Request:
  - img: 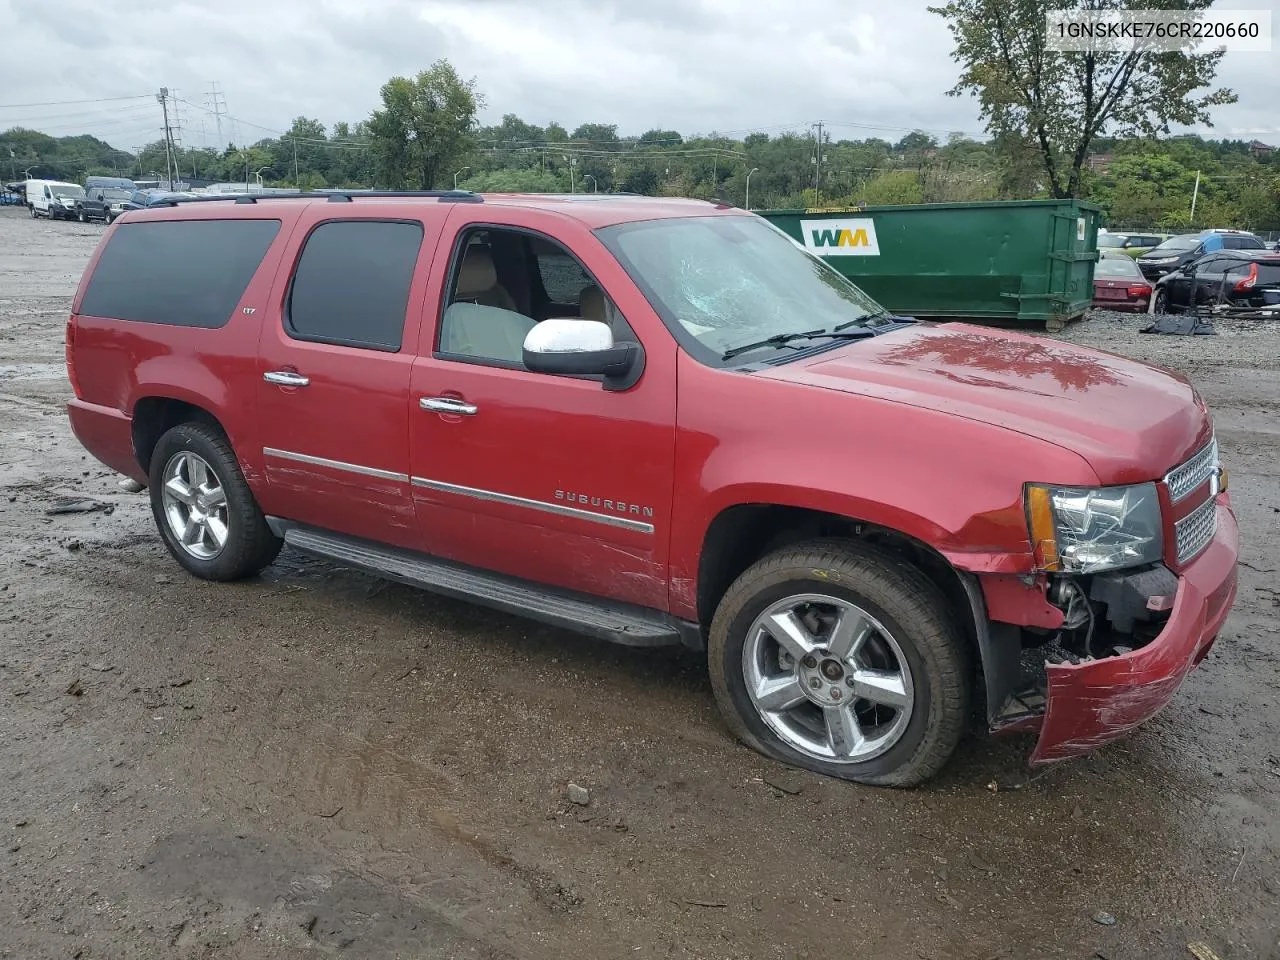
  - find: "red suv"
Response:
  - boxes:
[65,192,1239,786]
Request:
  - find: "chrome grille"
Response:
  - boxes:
[1164,438,1218,503]
[1175,495,1217,565]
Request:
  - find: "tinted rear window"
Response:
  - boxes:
[80,219,281,327]
[286,220,424,351]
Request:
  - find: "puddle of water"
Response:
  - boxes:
[0,362,66,382]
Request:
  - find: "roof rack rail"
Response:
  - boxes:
[155,189,482,207]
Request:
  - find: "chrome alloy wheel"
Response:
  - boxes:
[742,594,915,763]
[160,450,230,560]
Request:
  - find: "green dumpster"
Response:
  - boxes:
[759,199,1102,331]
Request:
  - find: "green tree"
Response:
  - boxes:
[894,131,938,154]
[621,167,660,195]
[860,170,925,205]
[931,0,1236,198]
[639,129,682,146]
[461,168,567,192]
[367,60,483,189]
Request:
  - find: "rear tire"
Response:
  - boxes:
[28,204,36,218]
[148,421,282,581]
[708,539,970,787]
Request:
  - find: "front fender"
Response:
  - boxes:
[667,358,1100,621]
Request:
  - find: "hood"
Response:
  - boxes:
[756,322,1211,484]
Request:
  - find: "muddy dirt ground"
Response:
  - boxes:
[1,205,1277,960]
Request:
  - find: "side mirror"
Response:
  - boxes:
[522,318,643,391]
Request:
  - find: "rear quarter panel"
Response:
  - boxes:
[69,207,305,484]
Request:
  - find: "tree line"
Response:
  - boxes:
[4,0,1278,233]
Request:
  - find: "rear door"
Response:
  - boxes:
[255,203,446,549]
[1162,255,1210,308]
[1190,255,1245,305]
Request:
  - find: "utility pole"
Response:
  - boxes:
[1190,170,1201,223]
[157,88,176,189]
[293,138,299,185]
[812,121,824,199]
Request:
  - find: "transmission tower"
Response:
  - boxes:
[205,81,228,147]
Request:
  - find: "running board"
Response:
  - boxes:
[272,521,697,649]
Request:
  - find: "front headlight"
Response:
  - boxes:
[1026,482,1163,573]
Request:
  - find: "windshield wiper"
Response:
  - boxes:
[833,309,915,332]
[721,327,875,360]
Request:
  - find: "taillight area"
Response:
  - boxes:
[1233,263,1258,293]
[65,315,82,398]
[1127,285,1152,298]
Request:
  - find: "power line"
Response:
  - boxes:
[0,106,161,127]
[0,94,152,110]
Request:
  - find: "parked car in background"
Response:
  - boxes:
[1137,230,1265,280]
[1150,249,1280,313]
[64,191,1238,787]
[82,177,140,223]
[25,179,85,219]
[1097,232,1164,258]
[71,193,113,223]
[1092,253,1152,311]
[112,190,198,218]
[85,175,137,194]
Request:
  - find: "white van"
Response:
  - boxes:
[25,179,86,219]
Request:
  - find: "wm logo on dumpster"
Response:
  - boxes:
[799,218,880,257]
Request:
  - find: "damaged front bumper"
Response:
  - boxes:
[1028,499,1238,765]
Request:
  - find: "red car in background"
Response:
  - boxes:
[1093,253,1153,312]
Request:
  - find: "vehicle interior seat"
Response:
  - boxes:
[578,283,608,324]
[441,245,534,363]
[455,245,518,312]
[577,282,635,343]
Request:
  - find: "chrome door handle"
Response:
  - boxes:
[420,396,478,416]
[264,370,310,387]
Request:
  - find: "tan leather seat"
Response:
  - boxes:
[455,246,517,312]
[579,283,608,325]
[441,246,533,363]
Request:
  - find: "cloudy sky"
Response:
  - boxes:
[1,0,1277,153]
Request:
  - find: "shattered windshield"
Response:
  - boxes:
[597,214,886,362]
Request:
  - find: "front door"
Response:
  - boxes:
[408,209,678,611]
[255,209,443,549]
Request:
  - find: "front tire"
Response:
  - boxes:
[1152,289,1169,315]
[148,421,282,581]
[708,540,970,787]
[77,209,86,223]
